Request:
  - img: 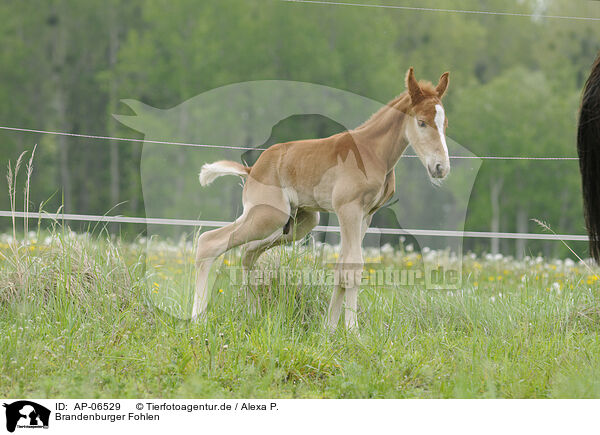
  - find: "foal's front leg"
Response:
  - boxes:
[329,202,365,331]
[343,214,372,328]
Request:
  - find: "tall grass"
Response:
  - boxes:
[1,151,600,398]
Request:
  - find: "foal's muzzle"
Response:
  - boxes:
[429,162,449,179]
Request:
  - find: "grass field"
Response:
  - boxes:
[1,225,600,399]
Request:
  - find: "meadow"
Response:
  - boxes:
[1,223,600,399]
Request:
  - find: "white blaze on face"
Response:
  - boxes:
[434,104,448,158]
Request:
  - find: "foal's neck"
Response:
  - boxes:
[352,92,411,172]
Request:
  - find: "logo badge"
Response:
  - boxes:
[3,401,50,433]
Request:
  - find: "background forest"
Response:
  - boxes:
[1,0,599,258]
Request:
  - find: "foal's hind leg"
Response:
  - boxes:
[241,210,319,313]
[192,203,289,320]
[242,210,320,268]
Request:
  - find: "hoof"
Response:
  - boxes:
[348,327,361,338]
[325,322,338,334]
[190,309,207,323]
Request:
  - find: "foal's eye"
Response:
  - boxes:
[418,120,427,128]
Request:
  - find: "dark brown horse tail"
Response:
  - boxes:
[578,52,600,262]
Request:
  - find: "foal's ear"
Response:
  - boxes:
[436,72,450,98]
[405,67,424,105]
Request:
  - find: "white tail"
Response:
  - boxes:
[198,160,251,186]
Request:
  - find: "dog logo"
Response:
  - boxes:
[2,401,50,432]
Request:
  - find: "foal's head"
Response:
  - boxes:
[404,67,450,181]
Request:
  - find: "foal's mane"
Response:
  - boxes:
[355,81,439,131]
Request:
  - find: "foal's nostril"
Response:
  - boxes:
[428,162,447,178]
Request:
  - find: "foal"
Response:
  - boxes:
[195,67,451,330]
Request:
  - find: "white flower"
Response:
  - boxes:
[564,258,575,267]
[381,243,394,254]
